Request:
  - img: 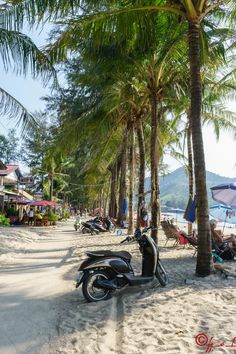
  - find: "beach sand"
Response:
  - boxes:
[49,225,236,354]
[1,221,236,354]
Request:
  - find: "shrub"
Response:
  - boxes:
[0,214,10,226]
[47,211,58,222]
[61,209,70,220]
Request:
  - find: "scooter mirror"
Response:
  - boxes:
[134,229,142,238]
[143,215,148,221]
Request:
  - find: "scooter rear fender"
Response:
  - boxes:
[78,257,130,272]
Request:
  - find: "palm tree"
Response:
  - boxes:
[6,0,236,275]
[0,11,57,130]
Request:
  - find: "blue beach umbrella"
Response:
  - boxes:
[184,195,197,223]
[211,182,236,207]
[168,207,185,224]
[209,204,236,224]
[122,198,127,215]
[170,208,185,214]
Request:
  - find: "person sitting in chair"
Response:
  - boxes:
[210,219,236,249]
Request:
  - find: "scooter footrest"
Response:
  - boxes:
[124,274,154,286]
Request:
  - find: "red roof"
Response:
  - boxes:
[0,165,22,178]
[0,165,19,176]
[17,189,34,201]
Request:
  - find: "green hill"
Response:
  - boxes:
[144,167,235,209]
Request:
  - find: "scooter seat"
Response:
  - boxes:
[86,250,132,261]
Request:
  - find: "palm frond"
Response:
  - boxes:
[0,28,58,87]
[0,86,37,133]
[0,0,81,30]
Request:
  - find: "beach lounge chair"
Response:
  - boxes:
[178,230,198,256]
[167,224,191,247]
[161,221,179,246]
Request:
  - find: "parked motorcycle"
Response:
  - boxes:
[75,226,168,302]
[88,219,107,232]
[81,221,99,235]
[102,216,116,232]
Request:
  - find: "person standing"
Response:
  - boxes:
[28,208,34,226]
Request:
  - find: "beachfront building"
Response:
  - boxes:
[0,161,23,212]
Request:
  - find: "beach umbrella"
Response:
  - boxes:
[122,198,127,215]
[94,207,104,213]
[211,182,236,207]
[184,195,197,223]
[29,200,57,207]
[209,204,236,231]
[170,208,185,214]
[9,200,31,205]
[167,207,185,224]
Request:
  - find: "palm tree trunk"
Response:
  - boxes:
[150,93,160,242]
[117,128,128,225]
[187,122,194,235]
[188,21,212,277]
[136,117,145,228]
[50,174,54,201]
[109,161,118,218]
[128,120,135,235]
[99,188,102,210]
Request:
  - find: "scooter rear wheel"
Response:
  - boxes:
[156,261,168,286]
[82,270,112,302]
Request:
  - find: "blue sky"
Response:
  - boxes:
[0,25,236,177]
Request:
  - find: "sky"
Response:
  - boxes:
[0,25,236,178]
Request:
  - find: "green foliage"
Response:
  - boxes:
[0,214,10,226]
[0,130,19,163]
[20,112,51,170]
[6,205,17,216]
[0,14,57,132]
[47,211,58,222]
[61,209,69,220]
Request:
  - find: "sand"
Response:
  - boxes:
[1,220,236,354]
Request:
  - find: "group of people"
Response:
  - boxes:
[72,208,87,217]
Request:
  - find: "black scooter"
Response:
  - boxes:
[75,227,168,302]
[81,221,99,235]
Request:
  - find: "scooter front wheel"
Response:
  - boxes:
[82,270,112,302]
[156,261,168,287]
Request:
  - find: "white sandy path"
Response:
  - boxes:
[0,221,79,354]
[51,230,236,354]
[2,222,236,354]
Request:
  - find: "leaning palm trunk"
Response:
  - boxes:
[117,128,128,225]
[128,120,135,235]
[150,93,160,243]
[187,122,194,235]
[188,21,212,277]
[136,117,145,228]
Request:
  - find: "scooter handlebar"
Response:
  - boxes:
[143,226,152,233]
[120,236,134,244]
